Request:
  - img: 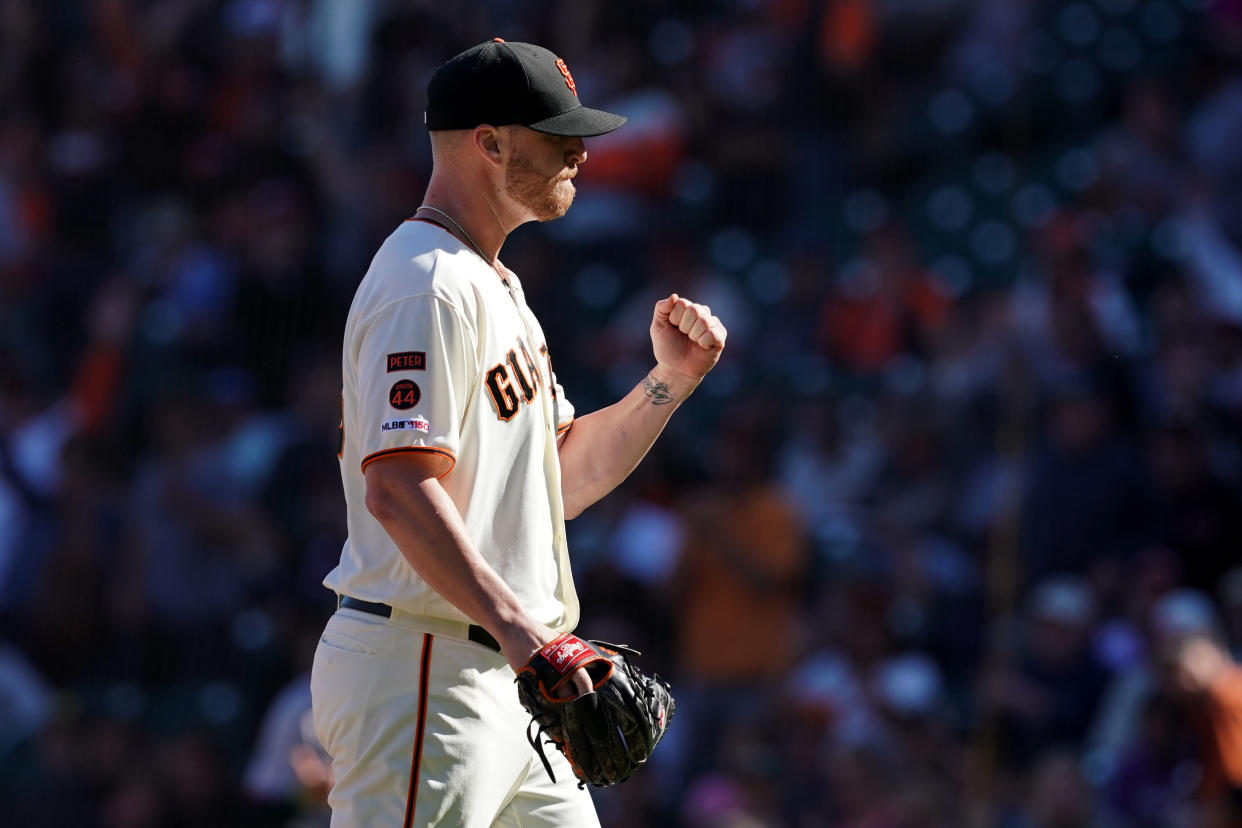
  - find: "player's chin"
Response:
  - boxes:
[536,182,575,222]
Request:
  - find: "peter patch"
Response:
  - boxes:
[381,417,430,434]
[387,351,426,372]
[389,379,420,410]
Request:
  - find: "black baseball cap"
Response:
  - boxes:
[426,39,626,137]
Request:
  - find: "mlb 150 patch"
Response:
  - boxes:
[381,417,430,434]
[389,379,420,409]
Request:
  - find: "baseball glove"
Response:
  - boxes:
[515,633,675,788]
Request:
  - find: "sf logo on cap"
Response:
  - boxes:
[555,59,577,96]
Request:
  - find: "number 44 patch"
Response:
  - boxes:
[389,379,420,410]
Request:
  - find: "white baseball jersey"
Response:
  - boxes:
[324,218,578,631]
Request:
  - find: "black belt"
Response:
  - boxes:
[336,595,501,653]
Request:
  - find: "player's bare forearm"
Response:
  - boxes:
[558,295,726,518]
[364,454,560,671]
[558,365,692,518]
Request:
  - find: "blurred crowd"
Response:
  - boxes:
[3,0,1242,825]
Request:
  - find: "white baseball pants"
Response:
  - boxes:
[310,606,601,827]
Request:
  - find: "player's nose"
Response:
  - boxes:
[564,137,586,166]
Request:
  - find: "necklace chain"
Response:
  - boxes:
[416,205,500,275]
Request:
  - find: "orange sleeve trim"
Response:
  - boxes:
[361,446,457,478]
[556,418,574,435]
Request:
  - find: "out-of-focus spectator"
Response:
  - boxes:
[1093,587,1228,821]
[669,409,809,793]
[818,222,953,375]
[1167,633,1242,823]
[0,641,52,757]
[1020,373,1153,584]
[1096,77,1187,224]
[1147,420,1242,593]
[1101,615,1242,827]
[1011,749,1111,828]
[979,575,1110,771]
[242,613,329,826]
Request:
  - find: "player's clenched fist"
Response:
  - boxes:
[650,294,727,383]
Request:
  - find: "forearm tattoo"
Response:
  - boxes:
[642,374,674,406]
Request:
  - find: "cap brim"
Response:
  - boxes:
[527,106,627,137]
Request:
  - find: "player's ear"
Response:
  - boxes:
[473,125,504,168]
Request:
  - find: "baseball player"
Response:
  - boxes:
[310,39,726,826]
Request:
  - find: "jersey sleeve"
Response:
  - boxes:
[352,294,476,476]
[553,373,575,436]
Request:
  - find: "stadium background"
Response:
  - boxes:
[3,0,1242,825]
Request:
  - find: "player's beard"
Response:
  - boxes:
[504,149,576,221]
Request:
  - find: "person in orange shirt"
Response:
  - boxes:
[818,222,951,374]
[1163,632,1242,825]
[670,415,810,793]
